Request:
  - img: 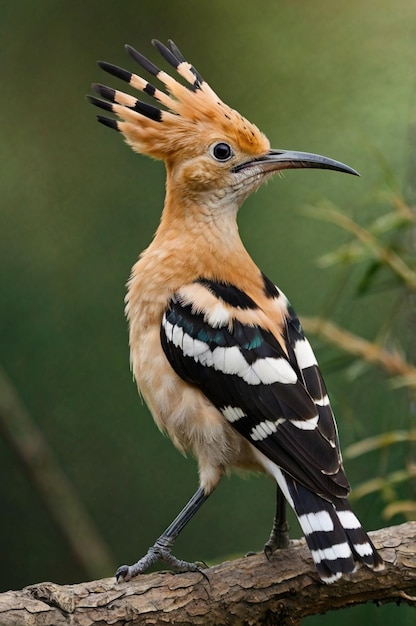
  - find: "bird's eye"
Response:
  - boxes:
[211,142,234,162]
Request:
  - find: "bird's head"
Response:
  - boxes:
[89,40,357,213]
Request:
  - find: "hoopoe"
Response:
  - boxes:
[88,39,384,584]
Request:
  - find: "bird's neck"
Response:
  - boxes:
[152,191,260,287]
[127,186,266,315]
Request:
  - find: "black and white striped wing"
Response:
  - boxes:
[160,280,349,501]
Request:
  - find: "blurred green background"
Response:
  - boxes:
[1,1,415,623]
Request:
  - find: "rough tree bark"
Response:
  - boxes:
[1,522,415,626]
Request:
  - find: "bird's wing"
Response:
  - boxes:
[160,277,350,500]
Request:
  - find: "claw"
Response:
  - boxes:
[264,543,274,562]
[115,564,131,582]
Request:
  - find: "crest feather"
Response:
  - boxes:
[90,40,269,160]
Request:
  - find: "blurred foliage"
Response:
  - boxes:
[304,183,416,523]
[1,2,416,624]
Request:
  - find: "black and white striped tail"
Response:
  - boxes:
[283,474,383,583]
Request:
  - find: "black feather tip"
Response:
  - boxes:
[98,61,132,84]
[96,116,119,131]
[125,44,161,77]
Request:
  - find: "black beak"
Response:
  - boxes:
[234,149,359,176]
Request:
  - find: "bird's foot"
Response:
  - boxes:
[264,522,290,560]
[115,539,208,582]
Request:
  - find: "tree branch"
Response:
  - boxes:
[1,522,415,626]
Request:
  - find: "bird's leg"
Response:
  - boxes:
[116,487,209,581]
[264,484,290,558]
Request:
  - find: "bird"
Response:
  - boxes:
[88,39,384,584]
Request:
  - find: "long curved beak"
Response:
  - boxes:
[234,149,359,176]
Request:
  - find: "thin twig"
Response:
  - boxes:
[301,315,416,382]
[306,204,416,288]
[0,365,115,578]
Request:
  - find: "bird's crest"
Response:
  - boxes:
[89,39,269,161]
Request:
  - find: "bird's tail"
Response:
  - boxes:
[283,475,384,583]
